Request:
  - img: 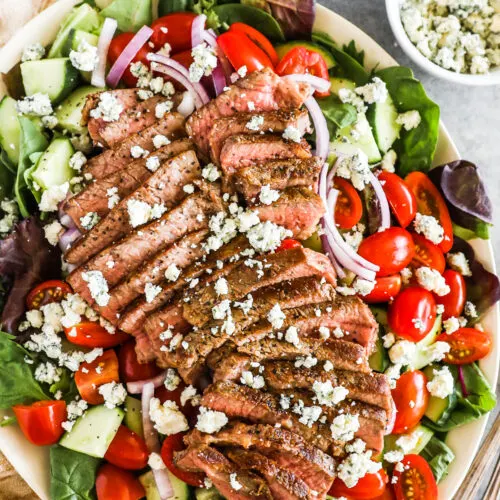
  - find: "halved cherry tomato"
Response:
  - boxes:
[393,454,438,500]
[358,227,415,277]
[364,275,402,304]
[171,49,194,69]
[229,23,279,66]
[119,340,162,383]
[64,322,130,348]
[405,172,453,253]
[150,12,197,54]
[374,485,397,500]
[410,233,445,274]
[435,270,466,319]
[218,31,274,73]
[276,46,330,97]
[26,280,72,310]
[334,177,363,229]
[276,239,302,252]
[391,371,429,434]
[437,327,492,364]
[378,172,417,228]
[12,400,67,446]
[388,286,436,341]
[104,425,148,470]
[75,350,120,405]
[328,469,389,499]
[161,433,205,487]
[96,463,145,500]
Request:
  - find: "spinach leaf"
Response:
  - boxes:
[50,446,101,500]
[158,0,194,15]
[317,94,357,136]
[101,0,152,33]
[0,152,14,201]
[420,435,455,483]
[50,369,79,404]
[0,331,48,408]
[376,66,440,175]
[343,40,365,67]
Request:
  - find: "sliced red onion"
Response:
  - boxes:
[107,25,154,88]
[177,91,196,117]
[284,73,331,94]
[211,65,227,96]
[303,96,329,162]
[142,382,174,500]
[59,227,81,253]
[59,213,75,229]
[191,14,207,48]
[92,18,118,88]
[204,30,232,81]
[369,172,391,230]
[127,371,168,394]
[458,365,468,397]
[320,231,346,279]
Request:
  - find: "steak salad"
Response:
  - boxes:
[0,1,498,499]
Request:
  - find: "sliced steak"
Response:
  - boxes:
[64,138,193,230]
[234,157,323,202]
[254,187,325,240]
[175,446,272,499]
[183,247,337,327]
[186,67,312,156]
[208,109,311,164]
[135,333,157,364]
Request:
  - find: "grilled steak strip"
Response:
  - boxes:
[175,446,272,499]
[64,138,193,230]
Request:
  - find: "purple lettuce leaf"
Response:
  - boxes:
[267,0,315,39]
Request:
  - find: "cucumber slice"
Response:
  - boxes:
[423,365,458,424]
[55,86,98,134]
[21,58,80,105]
[384,424,434,456]
[124,396,143,438]
[0,96,21,167]
[276,41,336,69]
[303,231,323,253]
[408,315,443,370]
[59,404,124,458]
[368,306,390,373]
[139,470,190,500]
[62,29,99,57]
[329,77,356,96]
[367,94,402,154]
[195,487,224,500]
[370,306,388,326]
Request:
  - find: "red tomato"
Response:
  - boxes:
[334,177,363,229]
[435,270,466,319]
[276,239,302,252]
[12,400,67,446]
[405,172,453,253]
[388,286,437,341]
[229,23,279,65]
[64,322,130,348]
[171,49,193,69]
[26,280,72,310]
[150,12,197,54]
[358,227,415,277]
[393,454,438,500]
[328,469,389,499]
[161,433,205,487]
[96,463,145,500]
[108,33,152,87]
[410,233,446,274]
[391,371,430,434]
[275,46,330,97]
[364,275,402,304]
[437,327,492,364]
[104,425,148,470]
[75,350,120,405]
[378,172,417,228]
[218,31,274,73]
[119,340,162,383]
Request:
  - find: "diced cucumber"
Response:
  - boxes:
[366,93,402,154]
[59,404,124,458]
[0,96,21,167]
[370,306,388,326]
[139,470,190,500]
[369,306,390,373]
[124,396,143,438]
[303,231,323,253]
[195,487,224,500]
[62,29,99,57]
[55,86,98,134]
[408,315,443,370]
[276,41,336,69]
[329,77,356,96]
[423,365,457,425]
[384,424,434,456]
[21,58,80,105]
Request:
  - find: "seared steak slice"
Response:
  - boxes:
[254,187,325,240]
[186,67,312,156]
[64,138,193,230]
[175,446,272,499]
[234,157,323,202]
[135,333,157,364]
[84,113,186,180]
[67,187,222,305]
[183,247,337,327]
[208,109,311,164]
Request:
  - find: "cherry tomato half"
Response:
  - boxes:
[328,469,389,499]
[358,227,415,277]
[391,371,429,435]
[334,177,363,229]
[64,322,130,348]
[410,233,445,274]
[75,350,120,405]
[435,270,466,319]
[161,433,205,487]
[388,286,437,341]
[96,463,145,500]
[104,425,148,470]
[405,172,453,253]
[26,280,72,310]
[12,400,67,446]
[119,340,162,383]
[393,454,438,500]
[150,12,197,54]
[276,239,302,252]
[229,23,279,66]
[364,275,402,304]
[437,327,492,364]
[378,172,417,228]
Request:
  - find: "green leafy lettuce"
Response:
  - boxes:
[421,436,455,483]
[317,94,357,136]
[101,0,152,33]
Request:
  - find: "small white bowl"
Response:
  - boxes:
[385,0,500,86]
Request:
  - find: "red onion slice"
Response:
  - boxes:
[369,172,391,230]
[107,25,154,88]
[92,18,118,88]
[320,231,346,279]
[177,91,196,117]
[284,73,331,94]
[191,14,207,48]
[458,365,468,397]
[59,227,81,253]
[59,213,75,229]
[127,371,167,394]
[303,96,329,162]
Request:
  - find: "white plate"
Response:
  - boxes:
[0,2,498,499]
